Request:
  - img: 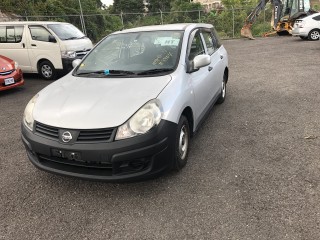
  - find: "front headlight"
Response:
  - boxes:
[61,50,76,58]
[14,61,19,70]
[115,100,163,140]
[23,94,39,131]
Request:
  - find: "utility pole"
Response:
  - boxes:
[78,0,87,35]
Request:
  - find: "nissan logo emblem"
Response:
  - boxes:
[62,131,72,143]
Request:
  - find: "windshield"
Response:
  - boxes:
[48,24,85,40]
[74,30,183,77]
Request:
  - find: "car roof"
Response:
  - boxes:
[112,23,214,34]
[0,21,71,25]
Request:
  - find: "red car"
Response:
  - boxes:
[0,55,24,91]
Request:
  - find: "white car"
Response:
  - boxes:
[292,12,320,40]
[21,23,229,181]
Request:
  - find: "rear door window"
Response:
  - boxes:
[0,26,24,43]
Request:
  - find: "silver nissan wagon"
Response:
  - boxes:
[21,23,229,181]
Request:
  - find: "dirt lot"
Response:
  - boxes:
[1,36,320,240]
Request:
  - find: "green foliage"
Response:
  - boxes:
[146,0,171,12]
[112,0,145,13]
[0,0,278,41]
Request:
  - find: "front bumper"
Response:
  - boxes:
[61,58,78,74]
[21,120,177,182]
[0,69,24,91]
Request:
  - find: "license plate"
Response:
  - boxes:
[4,77,15,86]
[52,149,82,161]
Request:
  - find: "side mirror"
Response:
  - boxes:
[49,35,57,43]
[193,55,211,70]
[72,59,82,68]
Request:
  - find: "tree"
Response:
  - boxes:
[146,0,171,12]
[112,0,145,13]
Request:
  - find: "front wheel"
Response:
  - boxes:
[39,60,57,80]
[216,76,227,104]
[308,29,320,41]
[173,115,190,171]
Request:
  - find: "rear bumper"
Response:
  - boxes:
[292,28,308,37]
[21,120,177,182]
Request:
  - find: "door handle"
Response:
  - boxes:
[31,44,37,47]
[220,55,223,59]
[22,43,25,48]
[208,66,213,72]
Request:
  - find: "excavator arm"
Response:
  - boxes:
[241,0,282,39]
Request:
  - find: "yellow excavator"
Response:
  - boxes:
[241,0,317,39]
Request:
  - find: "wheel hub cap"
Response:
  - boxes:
[42,65,52,78]
[179,125,188,160]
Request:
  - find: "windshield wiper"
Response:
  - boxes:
[64,36,79,40]
[75,70,105,76]
[137,68,174,75]
[76,70,135,76]
[108,70,136,76]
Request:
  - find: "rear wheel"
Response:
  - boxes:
[39,60,57,80]
[173,115,190,171]
[308,29,320,41]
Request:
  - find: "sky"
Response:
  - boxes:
[101,0,113,6]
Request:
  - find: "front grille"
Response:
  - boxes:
[35,122,115,142]
[76,49,91,58]
[38,154,113,169]
[35,122,59,139]
[78,129,115,142]
[0,69,14,76]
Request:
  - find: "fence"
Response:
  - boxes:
[0,8,272,41]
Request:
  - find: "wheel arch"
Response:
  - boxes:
[37,58,53,72]
[224,67,229,83]
[308,28,320,40]
[181,106,194,137]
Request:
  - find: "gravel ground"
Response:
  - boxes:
[0,36,320,240]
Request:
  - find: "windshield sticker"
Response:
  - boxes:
[154,37,180,46]
[104,69,110,75]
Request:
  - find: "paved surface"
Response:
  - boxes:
[1,37,320,240]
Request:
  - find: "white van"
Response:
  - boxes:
[0,21,93,80]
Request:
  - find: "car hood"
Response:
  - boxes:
[33,75,171,129]
[59,38,93,52]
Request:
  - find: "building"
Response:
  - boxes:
[193,0,222,11]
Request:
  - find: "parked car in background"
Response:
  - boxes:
[0,21,93,80]
[0,55,24,91]
[292,12,320,40]
[22,23,229,182]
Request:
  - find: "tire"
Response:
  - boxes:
[216,74,227,104]
[39,60,57,80]
[308,29,320,41]
[173,115,190,171]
